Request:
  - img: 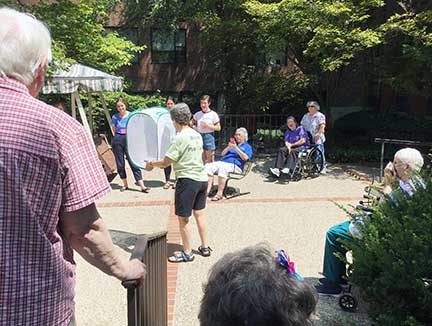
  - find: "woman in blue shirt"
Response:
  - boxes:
[111,99,149,192]
[269,116,310,178]
[205,127,253,201]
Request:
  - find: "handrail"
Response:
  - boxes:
[121,236,148,289]
[374,138,432,146]
[374,138,432,179]
[122,232,168,326]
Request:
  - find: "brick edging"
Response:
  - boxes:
[166,203,180,326]
[335,164,373,182]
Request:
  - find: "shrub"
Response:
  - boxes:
[326,145,396,163]
[333,111,432,145]
[349,177,432,325]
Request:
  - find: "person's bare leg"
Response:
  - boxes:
[215,176,227,197]
[208,150,215,163]
[193,209,208,248]
[207,175,214,194]
[204,150,214,164]
[135,179,149,192]
[178,216,192,253]
[121,178,128,188]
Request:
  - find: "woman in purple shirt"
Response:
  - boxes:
[269,116,310,178]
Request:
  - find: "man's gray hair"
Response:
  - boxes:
[170,102,192,125]
[0,7,52,86]
[394,148,424,173]
[236,127,248,141]
[306,101,320,111]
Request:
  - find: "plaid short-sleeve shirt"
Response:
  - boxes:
[0,77,110,325]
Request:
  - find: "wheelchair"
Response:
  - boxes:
[283,145,324,181]
[338,184,381,312]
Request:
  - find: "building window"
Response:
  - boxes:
[151,29,186,64]
[118,28,140,64]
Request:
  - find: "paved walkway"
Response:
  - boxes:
[74,160,373,325]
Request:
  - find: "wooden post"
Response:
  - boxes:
[99,92,114,136]
[73,90,92,137]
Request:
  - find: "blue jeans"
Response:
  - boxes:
[112,134,143,182]
[317,143,326,169]
[201,132,216,151]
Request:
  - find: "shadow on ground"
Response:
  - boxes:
[110,179,165,190]
[110,230,185,261]
[303,277,371,325]
[252,159,361,182]
[167,243,183,258]
[144,179,166,188]
[109,229,145,253]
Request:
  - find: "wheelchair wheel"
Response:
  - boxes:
[339,293,357,312]
[303,147,324,176]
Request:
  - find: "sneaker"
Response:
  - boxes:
[269,168,280,178]
[281,168,290,174]
[315,282,342,295]
[320,167,327,175]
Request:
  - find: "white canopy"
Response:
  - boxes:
[126,107,176,168]
[42,63,123,135]
[43,63,123,94]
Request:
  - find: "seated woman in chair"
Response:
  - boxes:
[205,127,253,201]
[269,116,310,178]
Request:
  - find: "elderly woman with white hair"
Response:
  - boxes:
[205,127,253,201]
[316,147,425,295]
[301,101,326,173]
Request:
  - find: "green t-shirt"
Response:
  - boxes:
[165,127,208,182]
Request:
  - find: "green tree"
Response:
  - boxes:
[121,0,431,115]
[373,1,432,97]
[245,0,384,113]
[1,0,143,75]
[122,0,309,113]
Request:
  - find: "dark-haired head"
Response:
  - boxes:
[199,244,317,326]
[166,96,176,110]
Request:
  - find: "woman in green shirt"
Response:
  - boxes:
[146,103,211,262]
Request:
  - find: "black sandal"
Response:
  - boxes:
[120,186,129,192]
[198,246,212,257]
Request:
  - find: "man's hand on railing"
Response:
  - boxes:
[121,236,148,289]
[121,259,147,284]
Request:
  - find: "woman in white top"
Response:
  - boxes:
[300,101,326,173]
[191,95,221,163]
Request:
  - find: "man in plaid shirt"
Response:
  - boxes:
[0,8,146,325]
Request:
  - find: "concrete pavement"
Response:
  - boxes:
[74,160,373,325]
